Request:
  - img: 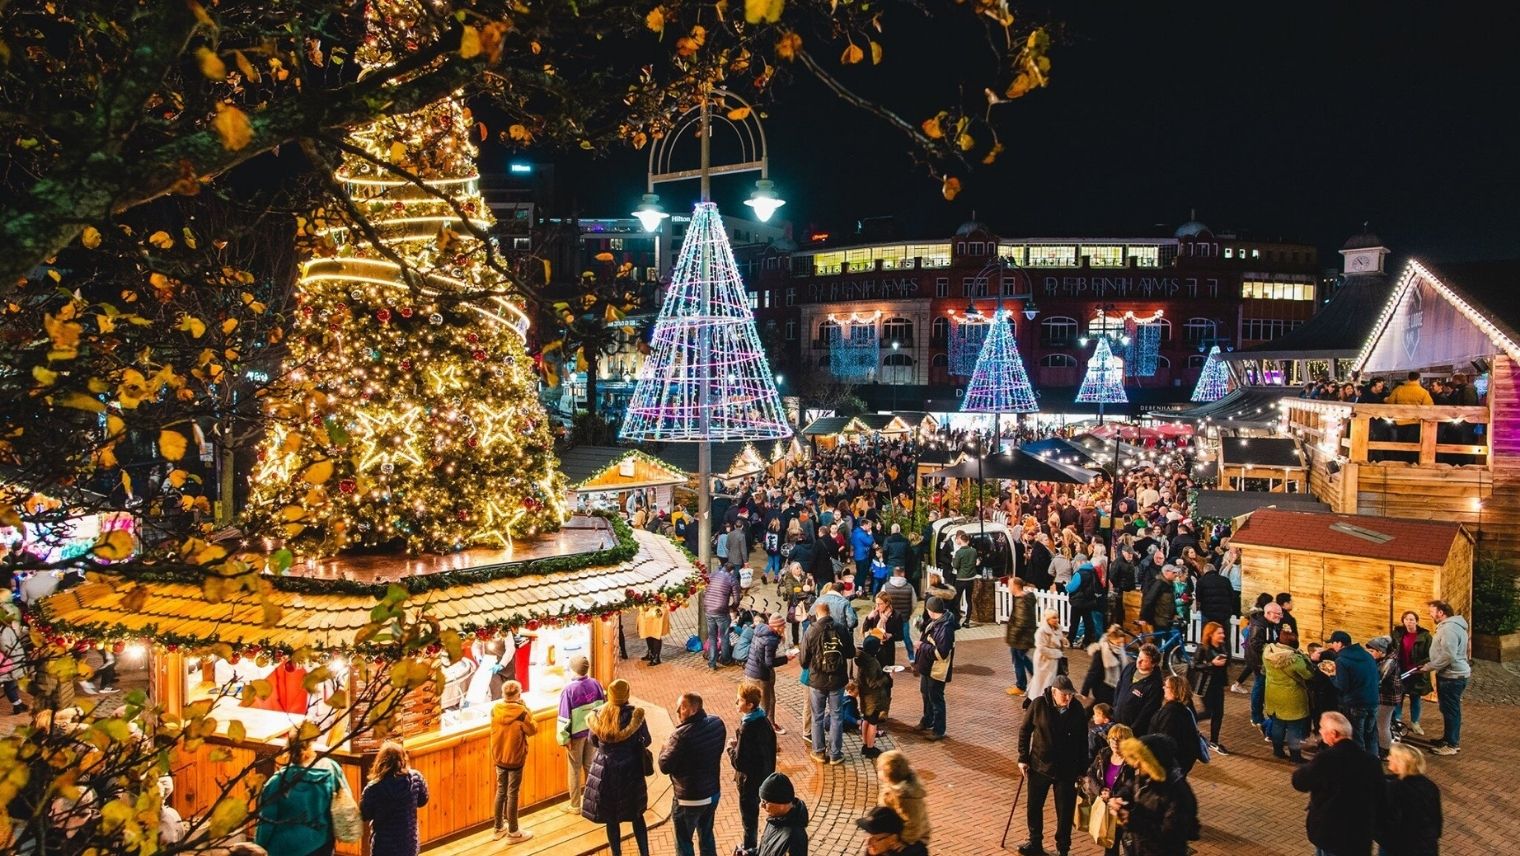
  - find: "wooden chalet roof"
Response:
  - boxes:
[802,416,854,436]
[850,414,908,433]
[1232,509,1468,566]
[37,530,696,651]
[559,446,685,492]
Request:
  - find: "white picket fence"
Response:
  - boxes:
[993,584,1246,659]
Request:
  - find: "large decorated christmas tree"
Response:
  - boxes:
[1191,345,1230,402]
[1076,337,1128,405]
[962,309,1038,415]
[247,40,562,555]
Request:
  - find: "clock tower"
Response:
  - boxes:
[1339,225,1389,275]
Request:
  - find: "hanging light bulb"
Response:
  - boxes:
[632,193,669,232]
[744,179,786,222]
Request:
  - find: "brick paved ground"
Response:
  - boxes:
[612,592,1520,856]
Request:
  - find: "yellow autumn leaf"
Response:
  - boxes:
[982,142,1005,165]
[179,315,207,338]
[106,414,125,439]
[195,47,226,80]
[121,470,133,498]
[57,392,106,413]
[921,113,946,140]
[92,529,135,561]
[302,459,334,485]
[941,176,962,201]
[159,429,189,461]
[775,31,802,61]
[459,25,482,59]
[167,469,189,489]
[95,313,115,334]
[187,0,215,28]
[97,443,118,468]
[957,131,976,152]
[212,103,253,151]
[840,42,864,65]
[31,366,58,386]
[508,124,531,143]
[207,798,248,838]
[594,251,615,262]
[221,318,239,335]
[191,543,228,565]
[280,505,306,522]
[645,6,665,34]
[148,230,174,249]
[870,40,883,65]
[726,105,752,122]
[745,0,785,24]
[81,226,102,249]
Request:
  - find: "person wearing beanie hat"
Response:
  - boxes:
[913,593,957,740]
[557,652,606,817]
[582,680,652,856]
[854,635,893,759]
[1016,671,1087,856]
[755,773,809,856]
[1366,636,1404,758]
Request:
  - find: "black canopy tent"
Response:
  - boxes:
[1019,437,1103,469]
[926,447,1097,541]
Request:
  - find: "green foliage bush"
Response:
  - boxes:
[1473,553,1520,635]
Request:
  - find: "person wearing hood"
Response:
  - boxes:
[1322,630,1380,758]
[582,680,653,856]
[877,568,919,663]
[1292,711,1384,856]
[913,596,957,740]
[1263,626,1312,763]
[1110,735,1200,856]
[489,681,538,842]
[876,749,931,846]
[729,682,777,852]
[1016,675,1089,856]
[755,773,809,856]
[744,614,793,735]
[1422,600,1470,756]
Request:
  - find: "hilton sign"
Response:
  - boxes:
[1041,275,1221,299]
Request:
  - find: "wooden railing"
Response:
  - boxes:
[1283,399,1490,466]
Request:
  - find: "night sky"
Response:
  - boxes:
[538,0,1520,263]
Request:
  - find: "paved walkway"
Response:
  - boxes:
[609,593,1520,856]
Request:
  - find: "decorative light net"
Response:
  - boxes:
[1134,322,1162,377]
[1076,337,1129,404]
[829,320,879,381]
[1191,345,1230,402]
[962,309,1038,414]
[620,202,791,442]
[949,316,990,376]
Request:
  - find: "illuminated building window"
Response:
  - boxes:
[1128,247,1160,267]
[1040,353,1078,367]
[1084,246,1125,268]
[883,317,914,343]
[1224,248,1234,259]
[1027,245,1077,267]
[1242,280,1315,301]
[999,244,1027,265]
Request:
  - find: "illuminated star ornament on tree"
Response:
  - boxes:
[246,3,564,555]
[620,202,791,442]
[1076,337,1128,405]
[1191,345,1230,402]
[961,309,1038,414]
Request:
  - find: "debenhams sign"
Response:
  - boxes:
[1042,275,1221,298]
[806,279,922,301]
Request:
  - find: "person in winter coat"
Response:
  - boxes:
[856,806,928,856]
[1147,676,1201,777]
[1393,611,1433,737]
[852,519,879,592]
[1366,636,1404,758]
[705,564,741,670]
[876,750,931,846]
[1138,568,1179,636]
[882,524,913,581]
[255,728,346,856]
[1083,625,1130,706]
[1191,622,1231,754]
[0,605,27,714]
[1114,645,1164,734]
[1422,600,1470,756]
[853,636,893,758]
[1193,564,1237,629]
[817,582,859,632]
[729,682,778,852]
[863,592,907,668]
[950,531,980,626]
[490,681,539,841]
[1005,577,1038,696]
[660,692,728,856]
[1292,711,1385,856]
[1324,631,1381,757]
[1111,735,1200,856]
[754,773,809,856]
[802,600,856,763]
[1108,546,1139,625]
[879,567,918,662]
[913,596,957,739]
[360,741,429,856]
[638,602,671,665]
[582,680,653,856]
[1263,627,1313,762]
[1015,675,1089,856]
[726,523,750,574]
[744,614,793,734]
[763,518,785,578]
[1028,609,1068,702]
[1066,562,1103,647]
[1379,743,1442,856]
[1084,722,1136,802]
[1238,600,1283,725]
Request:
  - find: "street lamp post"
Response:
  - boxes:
[891,340,901,413]
[628,88,787,616]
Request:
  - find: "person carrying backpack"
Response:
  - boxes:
[1066,562,1102,647]
[801,600,856,765]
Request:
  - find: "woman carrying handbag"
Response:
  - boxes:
[256,728,357,856]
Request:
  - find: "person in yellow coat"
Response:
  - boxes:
[637,603,671,666]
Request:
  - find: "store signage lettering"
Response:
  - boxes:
[1041,275,1220,299]
[806,278,921,302]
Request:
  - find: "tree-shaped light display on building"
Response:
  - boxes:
[962,309,1038,414]
[1191,345,1230,402]
[1076,337,1128,405]
[246,34,563,555]
[620,202,791,442]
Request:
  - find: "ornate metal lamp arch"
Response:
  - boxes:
[646,88,772,193]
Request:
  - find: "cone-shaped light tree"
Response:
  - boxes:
[961,308,1038,415]
[1076,337,1128,405]
[246,14,563,555]
[1191,345,1230,402]
[620,202,791,442]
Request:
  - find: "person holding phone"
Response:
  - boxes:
[1193,622,1232,755]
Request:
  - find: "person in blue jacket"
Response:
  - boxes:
[851,519,878,594]
[1321,630,1380,757]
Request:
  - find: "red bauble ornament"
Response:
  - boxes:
[339,479,357,494]
[376,308,392,323]
[466,332,479,344]
[454,254,468,266]
[301,305,314,316]
[166,643,179,652]
[229,653,241,664]
[400,360,413,371]
[466,437,478,448]
[111,641,125,655]
[399,307,414,319]
[246,645,261,655]
[525,619,541,631]
[576,613,592,624]
[335,303,347,312]
[457,510,469,520]
[426,643,441,655]
[472,350,487,361]
[328,323,341,332]
[283,660,297,672]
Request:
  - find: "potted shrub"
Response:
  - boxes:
[1472,554,1520,662]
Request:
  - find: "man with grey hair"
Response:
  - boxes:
[1291,711,1384,856]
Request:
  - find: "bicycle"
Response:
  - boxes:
[1120,623,1198,678]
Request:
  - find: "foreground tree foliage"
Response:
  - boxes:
[0,0,1055,851]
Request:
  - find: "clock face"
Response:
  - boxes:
[1352,254,1372,270]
